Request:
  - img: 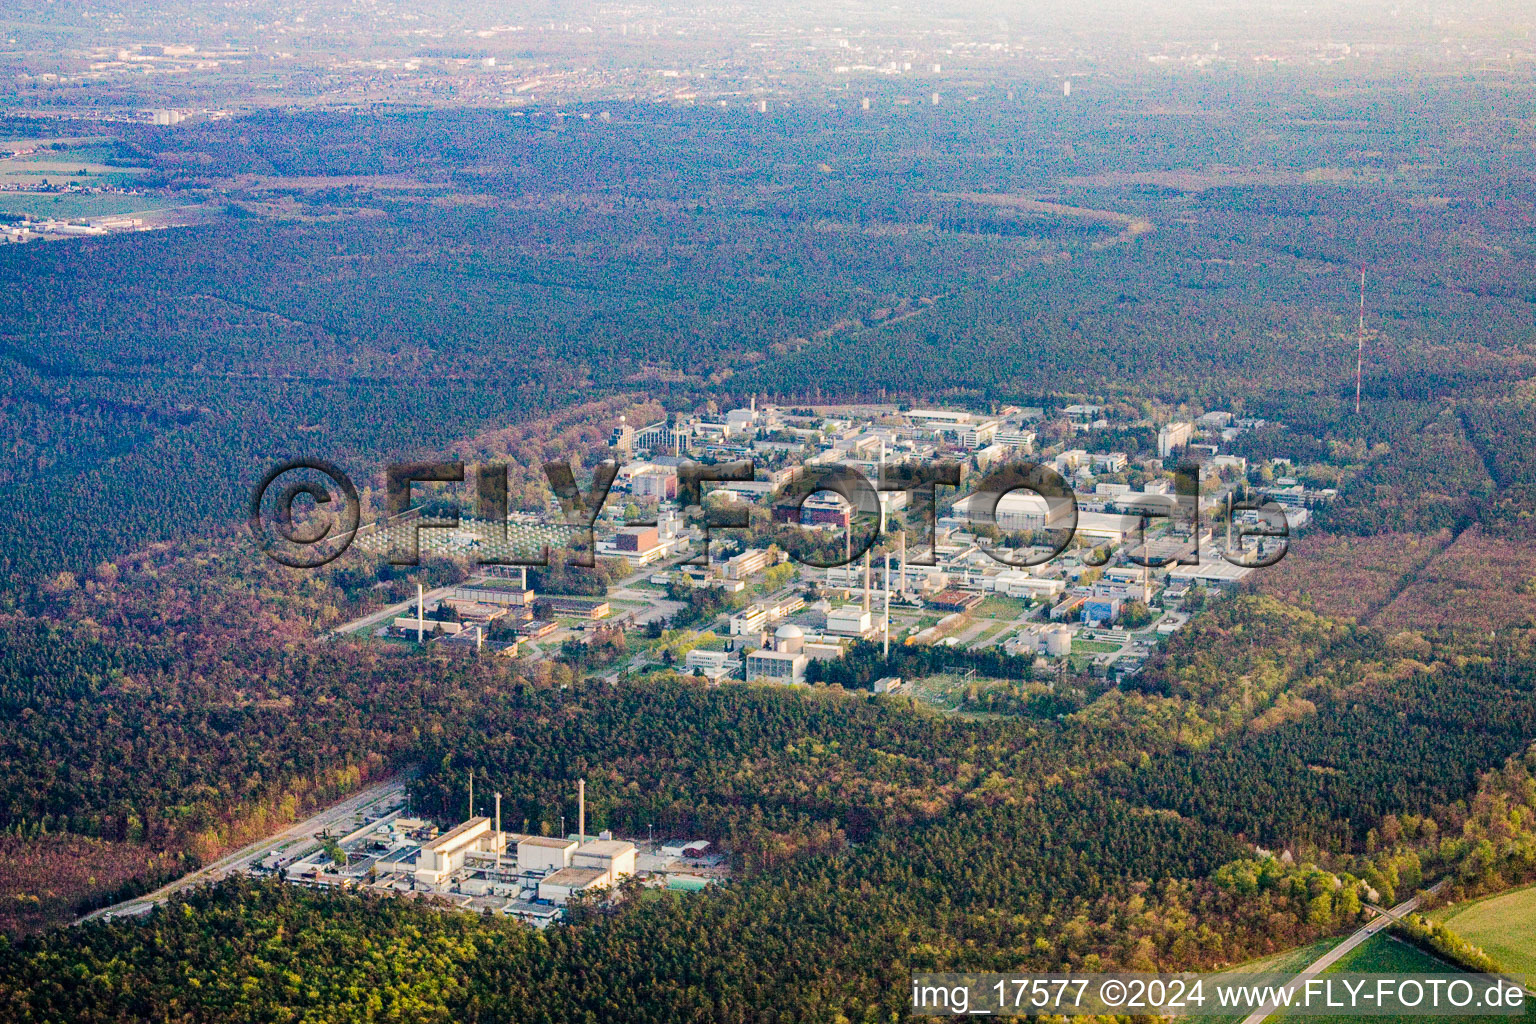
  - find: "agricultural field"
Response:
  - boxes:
[0,192,177,219]
[1217,937,1340,976]
[0,136,159,219]
[1430,884,1536,984]
[1271,933,1534,1024]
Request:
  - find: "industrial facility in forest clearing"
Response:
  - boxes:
[266,779,717,926]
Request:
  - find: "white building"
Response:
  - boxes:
[414,817,501,889]
[960,420,1001,447]
[1158,422,1194,458]
[1074,511,1145,547]
[730,605,771,635]
[950,491,1072,533]
[745,624,809,683]
[996,429,1037,452]
[573,839,638,881]
[991,571,1066,600]
[825,606,873,636]
[517,835,578,873]
[723,548,774,579]
[632,468,678,500]
[684,648,733,679]
[538,867,610,905]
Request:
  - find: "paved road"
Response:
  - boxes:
[325,582,471,639]
[1236,881,1447,1024]
[75,776,410,925]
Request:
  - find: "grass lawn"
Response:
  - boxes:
[975,595,1031,619]
[1431,883,1536,983]
[1195,937,1344,1024]
[967,621,1013,647]
[1216,936,1339,976]
[1072,639,1122,653]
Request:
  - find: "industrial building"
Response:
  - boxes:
[266,779,659,926]
[746,624,808,683]
[825,605,874,636]
[684,648,734,679]
[632,468,678,500]
[413,817,504,888]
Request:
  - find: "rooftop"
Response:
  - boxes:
[421,816,490,852]
[542,866,608,888]
[519,835,578,850]
[577,840,637,858]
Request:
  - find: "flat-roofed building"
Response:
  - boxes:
[573,839,638,882]
[452,583,534,607]
[603,524,672,565]
[537,866,610,905]
[928,588,983,613]
[996,429,1037,452]
[906,408,973,425]
[960,420,1001,447]
[632,469,678,500]
[826,606,873,636]
[803,639,846,661]
[1158,421,1194,458]
[745,648,807,683]
[991,571,1065,600]
[1074,511,1144,547]
[1167,554,1254,590]
[773,497,851,528]
[517,835,578,873]
[614,525,660,552]
[723,548,773,579]
[729,604,771,635]
[684,648,733,679]
[535,596,611,620]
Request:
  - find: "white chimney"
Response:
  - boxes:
[577,778,586,842]
[884,551,892,658]
[417,583,424,644]
[864,550,872,614]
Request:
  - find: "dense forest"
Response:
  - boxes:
[3,73,1536,1021]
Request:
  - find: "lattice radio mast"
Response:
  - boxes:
[1354,268,1366,416]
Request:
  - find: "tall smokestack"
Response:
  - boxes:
[578,778,586,842]
[898,531,907,599]
[494,792,502,870]
[863,550,872,614]
[467,770,473,821]
[417,582,424,644]
[883,551,892,659]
